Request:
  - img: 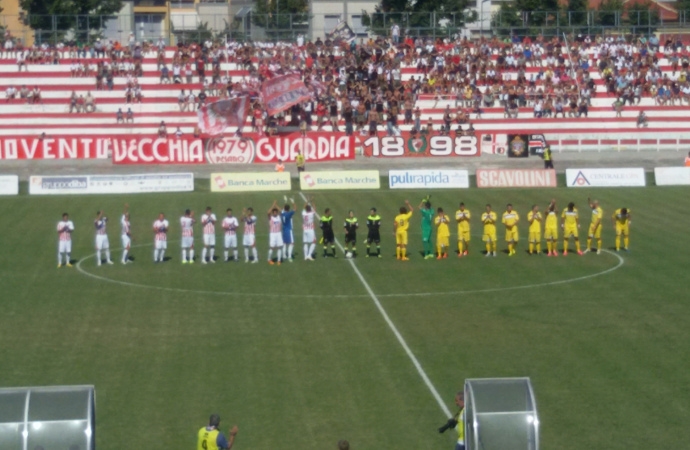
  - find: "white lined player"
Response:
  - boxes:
[221,208,239,262]
[153,213,169,263]
[57,212,75,268]
[242,207,259,263]
[302,197,317,261]
[180,209,195,264]
[94,210,113,266]
[121,204,132,264]
[200,206,217,264]
[267,200,283,265]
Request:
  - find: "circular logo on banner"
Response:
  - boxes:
[407,136,428,155]
[206,137,256,164]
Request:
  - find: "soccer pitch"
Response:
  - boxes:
[0,182,688,450]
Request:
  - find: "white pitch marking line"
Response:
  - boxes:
[75,242,365,300]
[299,192,452,417]
[377,249,625,298]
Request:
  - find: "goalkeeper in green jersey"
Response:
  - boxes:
[419,196,434,259]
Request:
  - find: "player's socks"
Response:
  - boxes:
[376,246,381,256]
[458,241,463,254]
[233,250,238,260]
[252,247,258,261]
[105,249,112,263]
[586,238,592,250]
[396,247,401,259]
[65,253,72,266]
[436,245,442,257]
[575,241,581,252]
[244,247,249,261]
[528,243,534,254]
[277,248,282,262]
[303,244,309,259]
[508,243,513,254]
[154,249,159,261]
[267,249,273,262]
[159,250,165,261]
[96,249,101,265]
[122,249,128,263]
[624,237,629,249]
[224,250,229,261]
[308,243,315,257]
[597,239,602,251]
[366,245,371,256]
[486,243,491,254]
[209,248,215,261]
[288,244,294,259]
[331,245,336,256]
[402,248,407,259]
[536,243,541,254]
[492,243,497,254]
[181,249,187,262]
[201,248,207,262]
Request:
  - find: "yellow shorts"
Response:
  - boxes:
[396,230,408,245]
[564,225,579,238]
[437,236,450,248]
[505,227,518,242]
[483,226,496,242]
[457,230,471,242]
[528,231,541,243]
[588,224,602,239]
[544,227,558,240]
[615,224,629,236]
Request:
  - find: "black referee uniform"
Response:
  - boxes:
[320,213,336,257]
[366,210,382,258]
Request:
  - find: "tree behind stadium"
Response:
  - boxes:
[19,0,123,44]
[362,0,477,38]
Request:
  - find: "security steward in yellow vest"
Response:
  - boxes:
[543,145,553,169]
[438,391,465,450]
[197,414,238,450]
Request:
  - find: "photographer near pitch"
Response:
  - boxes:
[439,391,465,450]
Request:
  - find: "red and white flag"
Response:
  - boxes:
[261,74,312,116]
[197,97,250,135]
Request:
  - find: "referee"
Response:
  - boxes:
[197,414,238,450]
[365,207,382,258]
[320,208,336,257]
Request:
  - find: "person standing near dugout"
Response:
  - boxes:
[438,391,465,450]
[197,414,238,450]
[542,144,553,169]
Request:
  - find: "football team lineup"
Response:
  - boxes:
[63,191,630,299]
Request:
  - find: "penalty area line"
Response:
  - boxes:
[298,192,452,417]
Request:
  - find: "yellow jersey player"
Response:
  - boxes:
[434,207,451,259]
[502,204,520,256]
[455,202,471,257]
[585,198,603,254]
[545,200,559,256]
[481,204,498,257]
[612,207,631,251]
[527,205,542,255]
[394,200,414,260]
[561,202,583,256]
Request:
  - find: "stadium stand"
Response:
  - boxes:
[1,33,689,149]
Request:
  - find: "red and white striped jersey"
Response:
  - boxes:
[57,220,74,241]
[302,211,315,230]
[121,215,130,235]
[201,213,217,234]
[180,216,194,237]
[243,215,257,235]
[222,216,239,235]
[94,218,107,235]
[269,215,282,233]
[153,219,169,241]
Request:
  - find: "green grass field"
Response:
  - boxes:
[0,181,688,450]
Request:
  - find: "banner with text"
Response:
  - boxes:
[300,171,380,191]
[205,132,355,164]
[0,136,111,160]
[211,172,291,192]
[361,133,481,157]
[112,137,205,164]
[198,97,251,135]
[566,168,646,187]
[654,167,690,186]
[389,169,470,189]
[476,169,557,188]
[29,173,194,195]
[0,175,19,195]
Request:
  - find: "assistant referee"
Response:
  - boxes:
[198,414,238,450]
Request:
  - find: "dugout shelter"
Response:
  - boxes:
[464,377,539,450]
[0,385,95,450]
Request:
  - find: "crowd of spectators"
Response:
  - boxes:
[3,29,690,133]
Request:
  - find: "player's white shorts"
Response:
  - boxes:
[121,235,131,249]
[203,234,216,246]
[58,240,72,253]
[243,234,256,247]
[155,239,167,250]
[181,236,194,248]
[269,232,284,248]
[95,234,110,250]
[303,229,316,243]
[224,234,238,248]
